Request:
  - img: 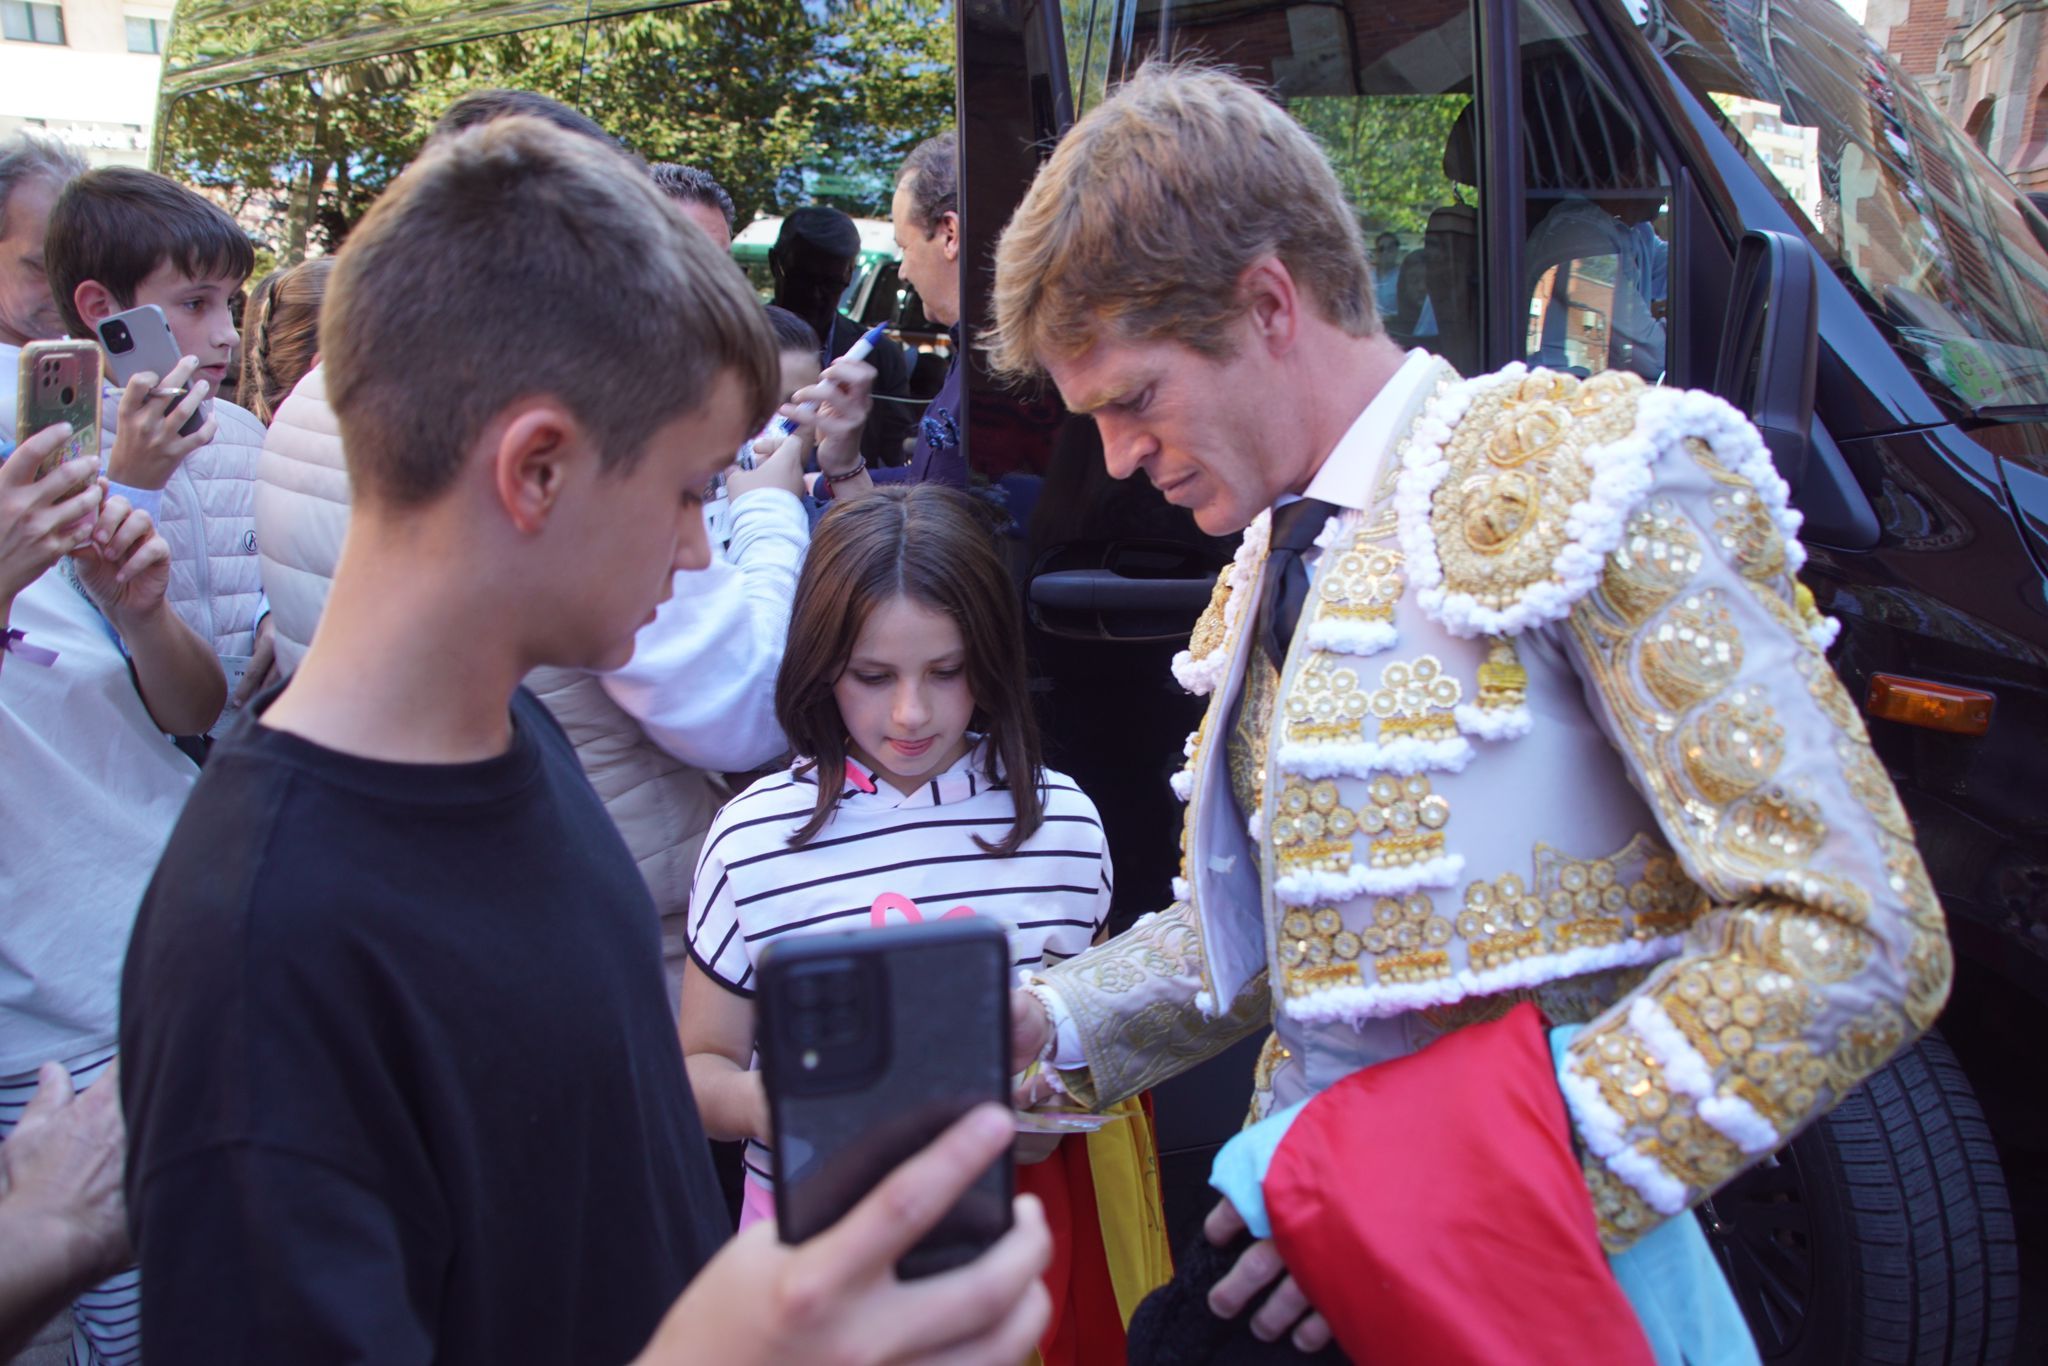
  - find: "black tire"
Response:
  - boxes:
[1697,1031,2020,1364]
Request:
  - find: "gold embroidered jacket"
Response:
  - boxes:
[1035,360,1952,1250]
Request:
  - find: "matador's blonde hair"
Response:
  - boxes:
[987,62,1378,379]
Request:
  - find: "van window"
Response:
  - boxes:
[1517,0,1672,382]
[1642,0,2048,414]
[1110,0,1484,371]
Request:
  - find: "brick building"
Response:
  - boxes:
[1867,0,2048,190]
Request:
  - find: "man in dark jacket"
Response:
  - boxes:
[769,205,915,469]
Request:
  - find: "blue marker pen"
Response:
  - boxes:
[741,321,889,469]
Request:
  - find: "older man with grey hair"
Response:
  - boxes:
[0,133,86,351]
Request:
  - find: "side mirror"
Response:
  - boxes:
[1714,229,1818,489]
[1714,229,1879,548]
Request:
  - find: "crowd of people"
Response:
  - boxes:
[0,61,1945,1366]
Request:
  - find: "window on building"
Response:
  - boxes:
[126,15,169,53]
[1967,96,1997,154]
[1,2,65,44]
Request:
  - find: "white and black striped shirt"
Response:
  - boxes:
[686,742,1113,1191]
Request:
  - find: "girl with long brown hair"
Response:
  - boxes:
[682,484,1170,1363]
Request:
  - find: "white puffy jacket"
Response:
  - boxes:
[254,364,808,1007]
[138,394,266,660]
[254,365,346,675]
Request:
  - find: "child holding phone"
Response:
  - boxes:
[683,484,1170,1364]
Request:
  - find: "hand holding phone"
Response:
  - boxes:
[631,1105,1051,1366]
[0,423,102,605]
[17,340,101,481]
[104,356,213,492]
[758,919,1014,1279]
[97,304,207,440]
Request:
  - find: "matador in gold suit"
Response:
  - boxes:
[1022,349,1951,1357]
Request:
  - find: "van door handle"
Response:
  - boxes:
[1026,569,1218,643]
[1028,570,1216,613]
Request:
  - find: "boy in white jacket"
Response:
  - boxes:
[43,167,271,708]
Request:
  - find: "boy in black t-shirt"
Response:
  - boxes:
[120,117,1050,1365]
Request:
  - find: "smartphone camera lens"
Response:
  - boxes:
[103,321,133,354]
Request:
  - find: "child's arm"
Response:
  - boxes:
[678,960,769,1145]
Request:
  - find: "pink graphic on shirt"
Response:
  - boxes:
[869,892,975,928]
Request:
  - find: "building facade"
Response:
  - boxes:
[1868,0,2048,190]
[0,0,172,168]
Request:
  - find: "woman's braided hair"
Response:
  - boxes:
[238,257,335,425]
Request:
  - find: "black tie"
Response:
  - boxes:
[1258,498,1341,670]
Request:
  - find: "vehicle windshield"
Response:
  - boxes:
[1641,0,2048,414]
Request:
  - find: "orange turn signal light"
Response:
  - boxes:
[1865,674,1994,736]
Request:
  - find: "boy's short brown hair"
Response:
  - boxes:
[45,167,255,339]
[320,117,778,507]
[987,63,1376,379]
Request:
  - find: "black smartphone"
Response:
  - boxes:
[758,918,1013,1279]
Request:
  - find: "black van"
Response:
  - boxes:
[955,0,2045,1359]
[156,0,2044,1355]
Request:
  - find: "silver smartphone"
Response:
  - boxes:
[95,303,205,437]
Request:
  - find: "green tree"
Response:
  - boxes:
[1292,94,1470,236]
[157,0,958,261]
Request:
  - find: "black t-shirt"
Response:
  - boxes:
[120,690,728,1365]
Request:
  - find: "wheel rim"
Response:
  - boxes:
[1696,1152,1814,1358]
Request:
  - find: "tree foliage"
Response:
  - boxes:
[1292,94,1470,237]
[158,0,955,267]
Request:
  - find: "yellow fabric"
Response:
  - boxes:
[1090,1095,1175,1322]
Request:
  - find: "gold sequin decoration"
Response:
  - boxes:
[1719,787,1829,873]
[1430,369,1643,610]
[1271,778,1358,876]
[1645,1111,1748,1194]
[1360,773,1451,868]
[1229,651,1281,819]
[1582,1023,1683,1130]
[1186,568,1237,664]
[1762,871,1871,926]
[1585,1157,1657,1249]
[1278,892,1453,997]
[1678,688,1785,806]
[1640,592,1743,713]
[1247,1032,1293,1123]
[1837,739,1913,840]
[1460,837,1707,972]
[1368,655,1462,743]
[1602,499,1704,625]
[1474,635,1528,710]
[1796,652,1870,742]
[1315,540,1405,625]
[1881,831,1947,932]
[1283,653,1368,743]
[1708,471,1789,583]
